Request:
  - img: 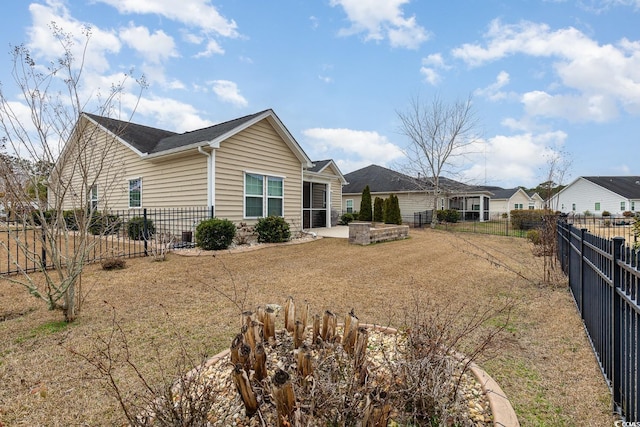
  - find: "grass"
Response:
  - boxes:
[0,228,613,426]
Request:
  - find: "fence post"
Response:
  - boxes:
[143,208,148,256]
[210,205,215,219]
[611,236,624,416]
[579,228,587,316]
[41,227,46,269]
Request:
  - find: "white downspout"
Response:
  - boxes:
[198,147,214,210]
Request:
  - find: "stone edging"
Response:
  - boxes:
[200,323,519,427]
[467,361,520,427]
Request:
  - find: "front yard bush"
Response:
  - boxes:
[255,216,290,243]
[195,218,236,250]
[339,213,355,225]
[436,209,460,223]
[127,216,156,240]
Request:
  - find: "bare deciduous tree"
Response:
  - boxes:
[0,24,144,322]
[397,94,480,228]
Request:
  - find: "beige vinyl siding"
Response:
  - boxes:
[214,119,303,225]
[135,154,208,208]
[56,118,208,211]
[343,192,433,217]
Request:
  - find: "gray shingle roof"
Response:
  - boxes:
[583,176,640,199]
[342,165,422,194]
[308,159,332,173]
[479,186,521,199]
[84,113,177,154]
[85,110,270,155]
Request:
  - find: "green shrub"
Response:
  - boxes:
[254,216,290,243]
[383,194,402,225]
[373,197,384,222]
[63,209,85,230]
[436,209,460,223]
[29,209,56,226]
[602,210,611,217]
[89,212,121,235]
[127,216,156,240]
[195,218,236,250]
[526,229,541,245]
[510,209,546,230]
[359,185,372,221]
[339,213,355,225]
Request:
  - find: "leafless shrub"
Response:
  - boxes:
[384,293,513,425]
[145,232,175,262]
[71,304,222,427]
[101,257,126,270]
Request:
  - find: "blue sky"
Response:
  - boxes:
[1,0,638,188]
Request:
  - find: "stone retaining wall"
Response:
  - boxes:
[348,222,409,245]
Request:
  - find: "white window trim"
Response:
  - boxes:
[128,177,142,209]
[346,199,354,213]
[89,184,98,210]
[243,172,285,219]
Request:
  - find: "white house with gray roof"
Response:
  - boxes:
[341,164,493,223]
[550,176,640,216]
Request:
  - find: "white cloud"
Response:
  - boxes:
[95,0,239,37]
[521,90,618,122]
[302,127,404,173]
[420,68,440,85]
[27,1,121,73]
[461,131,568,187]
[419,53,449,85]
[210,80,248,107]
[120,24,178,64]
[329,0,429,49]
[452,19,640,122]
[194,40,225,58]
[475,71,512,101]
[131,95,213,133]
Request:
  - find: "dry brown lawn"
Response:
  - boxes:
[0,229,613,426]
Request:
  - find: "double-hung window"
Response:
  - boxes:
[89,185,98,210]
[129,178,142,208]
[346,199,354,213]
[621,201,626,211]
[244,173,284,218]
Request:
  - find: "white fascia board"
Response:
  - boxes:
[143,140,220,160]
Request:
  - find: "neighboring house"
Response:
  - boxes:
[480,186,545,218]
[341,164,493,223]
[551,176,640,216]
[49,109,345,230]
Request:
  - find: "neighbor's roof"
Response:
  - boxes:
[479,186,522,199]
[342,164,481,194]
[583,176,640,199]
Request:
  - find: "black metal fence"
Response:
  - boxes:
[565,213,638,243]
[0,207,213,276]
[557,220,640,421]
